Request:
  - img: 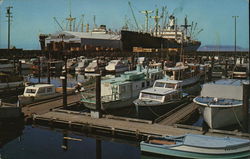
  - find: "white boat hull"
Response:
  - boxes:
[18,93,62,106]
[199,105,243,129]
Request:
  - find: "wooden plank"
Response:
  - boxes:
[22,94,82,117]
[158,103,198,125]
[33,111,204,137]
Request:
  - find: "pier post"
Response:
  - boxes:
[61,56,67,109]
[91,74,102,118]
[38,56,41,83]
[47,60,51,84]
[96,139,102,159]
[224,60,228,78]
[96,74,101,112]
[243,82,250,132]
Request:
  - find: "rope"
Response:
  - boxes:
[231,105,245,131]
[148,106,160,117]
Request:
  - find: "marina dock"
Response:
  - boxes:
[22,94,81,117]
[32,106,250,140]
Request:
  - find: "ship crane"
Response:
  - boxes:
[128,1,139,31]
[53,17,64,31]
[140,10,153,33]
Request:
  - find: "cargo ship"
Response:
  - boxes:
[39,12,201,52]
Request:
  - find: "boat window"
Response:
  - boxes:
[120,85,126,92]
[142,82,145,88]
[141,93,163,100]
[147,81,150,87]
[165,83,176,89]
[154,82,165,88]
[38,88,46,94]
[25,88,36,94]
[235,66,247,72]
[47,87,53,93]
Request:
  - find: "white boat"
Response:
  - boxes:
[0,100,22,120]
[134,62,201,120]
[133,79,188,120]
[75,59,92,72]
[18,84,61,106]
[231,64,248,79]
[19,59,33,70]
[164,62,201,94]
[63,58,78,72]
[81,65,164,110]
[140,134,250,159]
[0,73,24,93]
[105,60,129,73]
[84,60,106,74]
[193,79,246,129]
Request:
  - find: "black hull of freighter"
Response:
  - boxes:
[121,30,201,52]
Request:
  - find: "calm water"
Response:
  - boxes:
[0,124,141,159]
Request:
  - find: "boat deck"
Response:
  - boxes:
[22,94,82,117]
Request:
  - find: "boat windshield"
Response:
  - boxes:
[154,82,165,88]
[25,88,36,94]
[165,83,176,89]
[141,93,163,101]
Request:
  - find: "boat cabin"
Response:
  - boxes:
[23,84,56,97]
[139,80,181,103]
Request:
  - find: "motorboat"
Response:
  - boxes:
[81,65,164,110]
[105,60,129,73]
[193,79,246,129]
[140,134,250,159]
[18,84,61,106]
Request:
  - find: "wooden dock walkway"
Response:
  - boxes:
[158,103,198,125]
[33,109,250,140]
[22,94,82,117]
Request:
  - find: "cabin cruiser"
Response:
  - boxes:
[18,84,61,106]
[193,79,246,129]
[85,60,106,74]
[134,79,188,120]
[81,65,164,110]
[75,59,92,72]
[105,60,129,73]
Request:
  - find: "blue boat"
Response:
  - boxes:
[140,134,250,159]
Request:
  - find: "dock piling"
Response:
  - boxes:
[243,82,250,132]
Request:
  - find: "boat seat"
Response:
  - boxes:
[149,139,176,145]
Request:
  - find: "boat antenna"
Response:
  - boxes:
[140,10,153,32]
[128,1,139,31]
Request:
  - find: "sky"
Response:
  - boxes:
[0,0,249,50]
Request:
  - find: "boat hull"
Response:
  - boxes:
[18,93,62,106]
[198,105,243,129]
[141,143,250,159]
[82,97,136,110]
[134,99,186,120]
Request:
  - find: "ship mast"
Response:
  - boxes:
[140,10,153,33]
[66,0,76,31]
[150,8,162,36]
